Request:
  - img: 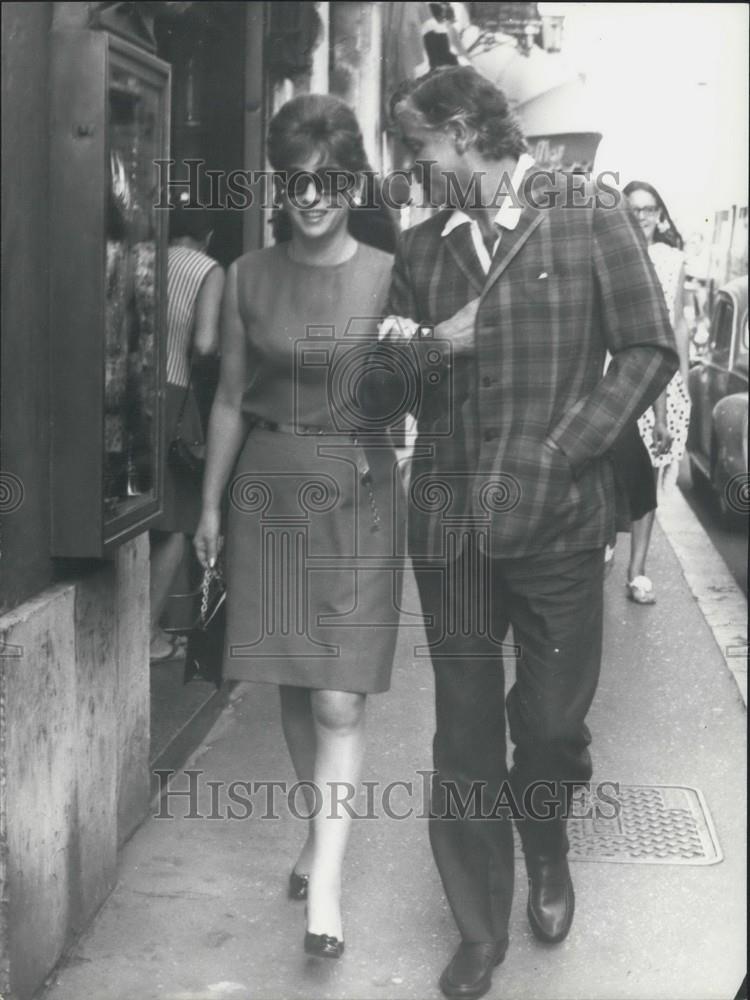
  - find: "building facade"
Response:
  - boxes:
[1,3,584,995]
[0,3,390,996]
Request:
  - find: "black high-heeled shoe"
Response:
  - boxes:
[288,870,309,901]
[304,931,345,959]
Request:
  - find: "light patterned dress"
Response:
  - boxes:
[637,242,691,473]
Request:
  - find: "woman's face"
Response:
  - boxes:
[280,153,356,244]
[627,187,661,243]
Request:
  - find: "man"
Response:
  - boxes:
[381,67,678,999]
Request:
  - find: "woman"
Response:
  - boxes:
[193,95,404,959]
[150,203,224,661]
[609,181,691,603]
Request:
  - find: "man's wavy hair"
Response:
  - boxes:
[389,66,528,162]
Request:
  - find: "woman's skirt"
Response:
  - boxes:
[611,420,658,525]
[222,426,405,693]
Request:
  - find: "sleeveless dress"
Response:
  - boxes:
[222,242,405,693]
[637,242,691,474]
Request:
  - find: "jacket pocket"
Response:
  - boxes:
[521,271,562,301]
[540,438,574,507]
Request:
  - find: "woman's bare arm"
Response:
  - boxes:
[201,260,248,514]
[192,265,225,357]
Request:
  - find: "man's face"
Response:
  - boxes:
[393,100,470,207]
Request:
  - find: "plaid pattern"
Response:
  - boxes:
[385,170,679,561]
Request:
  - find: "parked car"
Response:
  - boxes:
[686,275,748,520]
[683,276,711,362]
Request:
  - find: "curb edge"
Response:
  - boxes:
[657,485,747,708]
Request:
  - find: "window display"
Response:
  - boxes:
[50,30,170,556]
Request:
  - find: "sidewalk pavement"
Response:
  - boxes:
[40,517,747,1000]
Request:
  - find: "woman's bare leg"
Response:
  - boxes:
[279,685,317,875]
[629,469,659,581]
[150,532,187,651]
[628,509,656,580]
[306,689,367,940]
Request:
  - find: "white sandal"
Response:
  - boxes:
[626,575,655,604]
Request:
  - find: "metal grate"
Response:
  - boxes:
[563,784,723,866]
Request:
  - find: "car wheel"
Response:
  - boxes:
[712,464,746,527]
[710,435,732,527]
[715,480,732,520]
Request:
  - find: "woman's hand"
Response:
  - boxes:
[652,391,673,456]
[652,418,673,456]
[193,507,223,569]
[378,315,419,342]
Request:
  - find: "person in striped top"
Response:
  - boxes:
[149,203,225,662]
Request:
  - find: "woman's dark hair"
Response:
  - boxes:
[267,93,397,252]
[429,2,455,22]
[267,92,370,174]
[623,180,684,250]
[168,202,213,242]
[389,65,528,162]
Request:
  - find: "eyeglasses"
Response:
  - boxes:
[631,205,659,217]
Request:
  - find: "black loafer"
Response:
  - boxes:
[288,870,309,900]
[438,941,507,999]
[526,856,575,944]
[304,931,345,959]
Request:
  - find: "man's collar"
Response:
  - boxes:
[441,152,536,237]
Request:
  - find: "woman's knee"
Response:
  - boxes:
[311,689,366,732]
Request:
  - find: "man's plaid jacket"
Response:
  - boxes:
[381,168,679,562]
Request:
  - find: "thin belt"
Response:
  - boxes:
[246,413,338,436]
[245,412,381,532]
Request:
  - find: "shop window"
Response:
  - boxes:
[49,29,170,556]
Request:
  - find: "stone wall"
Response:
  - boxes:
[0,535,150,1000]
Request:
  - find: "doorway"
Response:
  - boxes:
[149,1,262,770]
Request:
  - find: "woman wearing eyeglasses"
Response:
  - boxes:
[193,95,404,959]
[608,180,691,603]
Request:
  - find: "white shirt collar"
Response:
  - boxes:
[441,153,535,237]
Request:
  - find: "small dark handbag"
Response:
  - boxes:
[168,435,205,476]
[168,374,206,476]
[183,566,226,689]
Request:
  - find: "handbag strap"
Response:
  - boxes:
[200,564,223,620]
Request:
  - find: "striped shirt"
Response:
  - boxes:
[166,245,219,387]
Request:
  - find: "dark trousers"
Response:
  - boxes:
[414,537,604,944]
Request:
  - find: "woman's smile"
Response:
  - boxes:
[300,208,329,224]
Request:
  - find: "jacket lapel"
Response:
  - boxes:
[481,207,545,300]
[444,223,486,296]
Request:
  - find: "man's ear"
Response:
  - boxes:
[449,120,472,155]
